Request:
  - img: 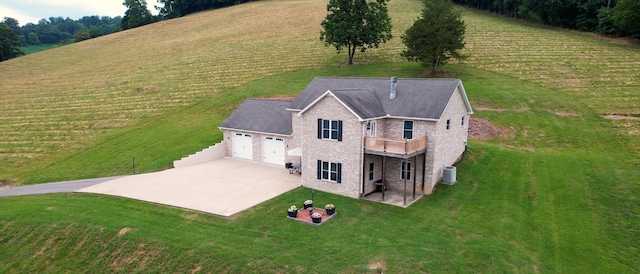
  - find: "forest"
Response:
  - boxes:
[454,0,639,37]
[2,16,122,45]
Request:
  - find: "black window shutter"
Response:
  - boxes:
[317,160,322,179]
[337,163,342,183]
[317,119,322,139]
[337,120,343,141]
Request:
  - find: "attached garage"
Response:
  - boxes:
[262,136,285,165]
[219,99,293,165]
[232,133,253,160]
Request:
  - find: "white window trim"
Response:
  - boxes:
[401,160,412,180]
[321,119,340,140]
[369,162,375,181]
[320,160,341,183]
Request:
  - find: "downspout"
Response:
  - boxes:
[299,112,304,187]
[453,114,469,167]
[452,145,468,167]
[359,122,366,198]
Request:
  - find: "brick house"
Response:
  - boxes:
[219,77,473,205]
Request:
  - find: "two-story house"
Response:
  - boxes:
[219,77,473,205]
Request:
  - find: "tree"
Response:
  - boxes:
[2,17,21,35]
[401,0,466,73]
[596,7,617,35]
[28,32,40,44]
[320,0,393,65]
[613,0,640,38]
[74,31,92,42]
[122,0,155,30]
[88,27,104,38]
[0,23,24,61]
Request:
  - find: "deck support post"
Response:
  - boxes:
[413,155,417,199]
[381,156,386,201]
[403,161,407,206]
[361,153,367,198]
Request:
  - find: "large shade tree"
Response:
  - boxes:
[0,23,24,61]
[401,0,466,73]
[320,0,393,65]
[122,0,155,30]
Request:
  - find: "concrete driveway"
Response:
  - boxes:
[77,158,300,217]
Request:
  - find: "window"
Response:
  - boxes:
[403,120,413,139]
[367,121,377,137]
[401,160,412,180]
[368,162,374,181]
[318,119,342,141]
[446,119,451,130]
[317,160,342,183]
[461,116,465,126]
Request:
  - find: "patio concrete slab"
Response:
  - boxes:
[77,158,301,217]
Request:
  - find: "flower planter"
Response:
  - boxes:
[311,212,322,223]
[287,210,298,218]
[325,204,335,216]
[303,200,313,209]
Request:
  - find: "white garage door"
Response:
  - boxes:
[262,137,285,165]
[232,133,253,160]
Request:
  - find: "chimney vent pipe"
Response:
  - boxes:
[390,76,397,100]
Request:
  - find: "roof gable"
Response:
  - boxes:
[297,89,386,120]
[219,99,293,135]
[289,77,470,120]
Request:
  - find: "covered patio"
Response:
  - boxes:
[362,138,428,207]
[364,185,424,207]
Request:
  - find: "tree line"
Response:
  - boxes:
[2,16,123,45]
[453,0,640,37]
[155,0,258,19]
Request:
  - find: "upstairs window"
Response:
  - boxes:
[318,119,342,141]
[403,120,413,139]
[446,119,451,130]
[462,116,465,126]
[317,160,342,183]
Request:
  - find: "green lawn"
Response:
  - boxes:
[18,43,68,55]
[2,64,639,272]
[1,0,639,272]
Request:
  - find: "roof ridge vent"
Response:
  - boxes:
[389,76,397,100]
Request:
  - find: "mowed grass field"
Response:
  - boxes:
[0,0,638,184]
[1,0,639,272]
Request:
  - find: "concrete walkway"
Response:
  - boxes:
[77,158,301,217]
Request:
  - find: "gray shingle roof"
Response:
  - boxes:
[289,77,466,120]
[219,99,292,135]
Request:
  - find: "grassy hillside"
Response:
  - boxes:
[1,0,638,184]
[1,0,639,272]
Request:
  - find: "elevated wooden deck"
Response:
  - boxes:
[363,136,427,158]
